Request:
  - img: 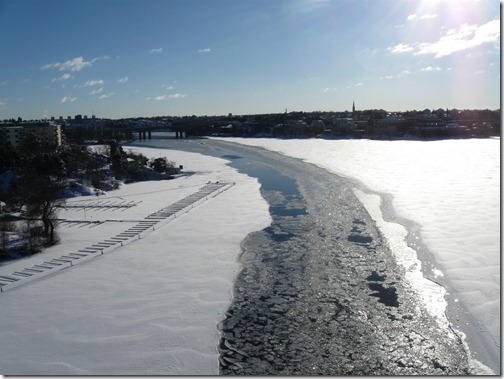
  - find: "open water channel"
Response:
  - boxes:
[129,135,469,375]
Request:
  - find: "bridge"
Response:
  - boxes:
[132,122,213,140]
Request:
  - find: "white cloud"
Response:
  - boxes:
[161,84,174,90]
[85,79,104,87]
[60,96,77,103]
[355,82,363,87]
[474,70,486,75]
[155,93,187,101]
[98,92,115,100]
[150,48,163,54]
[198,48,211,53]
[420,66,442,72]
[42,56,109,72]
[388,20,499,59]
[118,76,128,84]
[169,93,187,98]
[408,13,437,21]
[420,13,437,19]
[43,57,92,72]
[415,19,499,58]
[89,87,103,95]
[52,73,73,82]
[388,43,414,53]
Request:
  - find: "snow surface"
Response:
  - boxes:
[0,148,271,375]
[0,138,499,374]
[222,137,500,372]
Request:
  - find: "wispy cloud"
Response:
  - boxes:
[198,48,211,53]
[60,96,77,103]
[415,20,499,58]
[89,87,103,95]
[420,66,442,72]
[52,73,73,82]
[407,13,437,21]
[98,92,115,100]
[42,56,108,72]
[118,76,128,84]
[85,79,104,87]
[420,13,437,20]
[388,43,414,53]
[388,19,499,59]
[150,48,163,54]
[169,93,186,98]
[155,93,187,101]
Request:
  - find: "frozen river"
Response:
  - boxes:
[131,135,482,375]
[221,136,500,374]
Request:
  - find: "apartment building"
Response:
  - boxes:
[0,121,62,150]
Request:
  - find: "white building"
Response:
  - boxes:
[0,122,62,150]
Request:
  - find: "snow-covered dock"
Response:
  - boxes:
[0,182,233,292]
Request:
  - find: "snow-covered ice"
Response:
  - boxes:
[0,147,271,375]
[0,138,499,374]
[222,137,500,373]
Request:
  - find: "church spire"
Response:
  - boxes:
[352,100,355,114]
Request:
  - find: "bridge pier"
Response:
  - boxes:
[148,131,151,139]
[137,131,147,140]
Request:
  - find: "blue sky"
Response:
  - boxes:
[0,0,500,119]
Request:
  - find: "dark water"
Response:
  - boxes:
[128,136,469,375]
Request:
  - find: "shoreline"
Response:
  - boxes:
[353,188,495,374]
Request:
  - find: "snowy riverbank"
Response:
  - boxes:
[0,147,271,375]
[221,137,500,373]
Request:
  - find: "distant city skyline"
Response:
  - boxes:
[0,0,500,120]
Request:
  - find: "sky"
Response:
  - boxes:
[0,0,500,119]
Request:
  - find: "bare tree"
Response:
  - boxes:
[13,157,66,246]
[23,175,65,245]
